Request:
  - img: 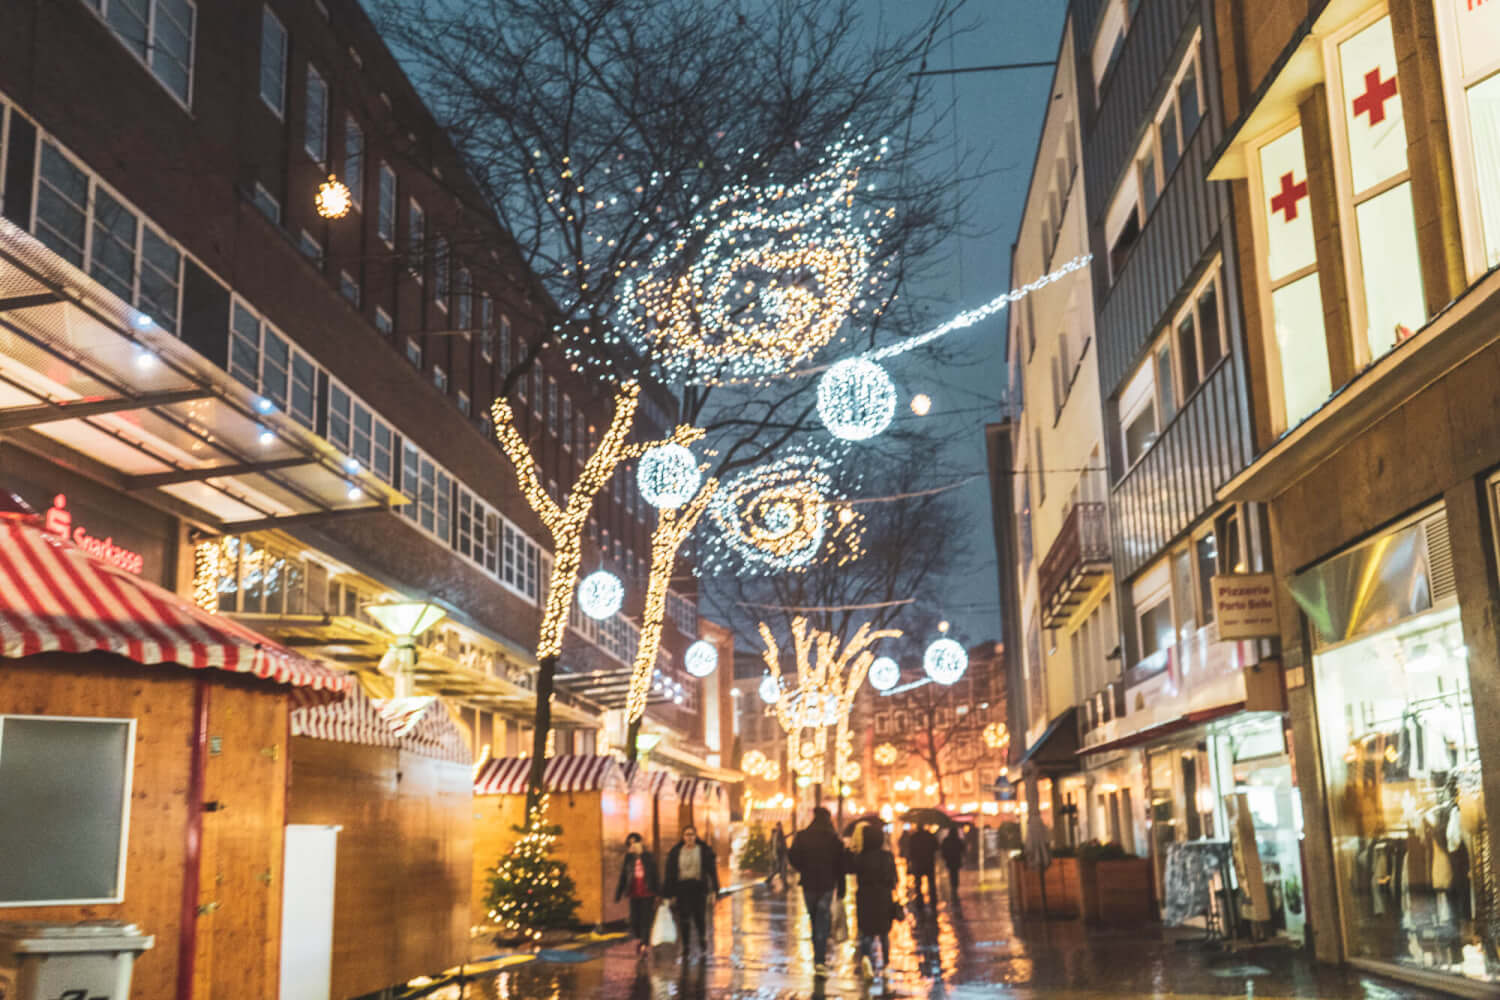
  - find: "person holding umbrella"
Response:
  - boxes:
[905,824,940,909]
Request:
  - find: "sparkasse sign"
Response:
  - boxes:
[1211,573,1280,640]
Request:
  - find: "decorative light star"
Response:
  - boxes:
[315,175,352,219]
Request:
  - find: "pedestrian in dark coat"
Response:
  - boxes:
[662,826,720,958]
[847,825,900,981]
[906,825,940,908]
[615,832,660,954]
[768,821,791,888]
[941,827,966,899]
[788,806,847,976]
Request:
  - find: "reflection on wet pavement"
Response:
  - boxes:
[424,876,1449,999]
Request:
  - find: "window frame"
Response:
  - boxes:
[376,164,397,246]
[258,4,287,117]
[86,0,197,110]
[343,115,364,210]
[1169,263,1226,402]
[304,64,329,165]
[407,198,425,282]
[1434,0,1500,280]
[405,336,423,369]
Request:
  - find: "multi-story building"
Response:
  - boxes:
[731,649,793,821]
[0,0,722,850]
[1208,0,1500,990]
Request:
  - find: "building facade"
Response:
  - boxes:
[1210,0,1500,990]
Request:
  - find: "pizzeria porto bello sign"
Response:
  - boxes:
[44,493,145,575]
[1210,573,1279,641]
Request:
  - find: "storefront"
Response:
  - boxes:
[1290,506,1495,986]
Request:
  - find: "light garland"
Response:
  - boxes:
[490,381,642,659]
[683,638,719,678]
[191,539,229,614]
[577,570,624,620]
[868,655,900,692]
[742,749,769,775]
[637,442,702,509]
[613,139,892,383]
[624,473,719,723]
[923,637,968,686]
[817,358,896,441]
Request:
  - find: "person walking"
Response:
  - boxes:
[788,806,847,977]
[615,833,660,955]
[768,821,791,888]
[906,825,940,909]
[941,826,966,900]
[663,825,719,959]
[846,825,900,990]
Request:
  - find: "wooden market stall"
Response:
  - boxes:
[624,762,681,860]
[677,778,732,884]
[472,755,629,929]
[287,689,472,1000]
[0,504,349,1000]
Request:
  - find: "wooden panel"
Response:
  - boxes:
[471,794,526,928]
[287,739,471,1000]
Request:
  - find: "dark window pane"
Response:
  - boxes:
[1177,313,1200,397]
[1198,285,1223,371]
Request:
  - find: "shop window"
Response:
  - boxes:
[343,115,363,208]
[1330,14,1426,361]
[377,164,396,245]
[1171,547,1198,641]
[259,5,286,116]
[1255,125,1331,430]
[305,64,328,165]
[0,716,134,905]
[1436,0,1500,272]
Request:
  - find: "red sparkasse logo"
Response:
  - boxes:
[44,494,145,575]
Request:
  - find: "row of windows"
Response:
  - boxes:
[86,0,195,107]
[666,589,698,639]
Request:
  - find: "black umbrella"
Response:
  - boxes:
[902,807,957,829]
[842,812,883,837]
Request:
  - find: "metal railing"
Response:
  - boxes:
[1038,501,1112,627]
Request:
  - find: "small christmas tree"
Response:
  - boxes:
[738,823,774,875]
[484,794,581,941]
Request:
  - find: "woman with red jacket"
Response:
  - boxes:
[615,832,661,954]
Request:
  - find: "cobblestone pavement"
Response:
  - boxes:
[430,875,1450,999]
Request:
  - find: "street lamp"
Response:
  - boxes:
[365,599,447,698]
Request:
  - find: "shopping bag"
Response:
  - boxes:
[831,899,849,942]
[650,902,678,946]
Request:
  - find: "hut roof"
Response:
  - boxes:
[622,761,679,798]
[291,689,471,764]
[375,696,471,764]
[677,777,726,805]
[474,754,625,796]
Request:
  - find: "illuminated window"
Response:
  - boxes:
[343,116,363,208]
[258,5,286,115]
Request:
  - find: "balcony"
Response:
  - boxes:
[1038,502,1112,628]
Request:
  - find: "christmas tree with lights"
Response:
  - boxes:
[484,795,580,940]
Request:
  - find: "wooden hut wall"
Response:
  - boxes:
[0,654,289,1000]
[287,738,472,1000]
[471,785,630,929]
[653,787,681,862]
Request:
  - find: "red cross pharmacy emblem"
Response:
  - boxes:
[1270,172,1308,222]
[1352,68,1398,125]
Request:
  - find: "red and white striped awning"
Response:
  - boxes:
[291,683,400,748]
[0,514,348,697]
[375,696,471,765]
[677,777,725,805]
[623,761,679,798]
[474,754,625,796]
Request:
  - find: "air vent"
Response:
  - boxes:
[1424,512,1456,603]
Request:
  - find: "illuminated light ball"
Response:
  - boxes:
[874,742,899,766]
[637,443,701,509]
[801,740,819,761]
[868,656,900,692]
[910,393,932,416]
[576,570,624,620]
[759,675,781,705]
[743,749,768,775]
[983,722,1010,750]
[684,639,719,678]
[315,175,352,219]
[924,637,969,686]
[762,760,782,781]
[817,358,896,441]
[842,761,862,783]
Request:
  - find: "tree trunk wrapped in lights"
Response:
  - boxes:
[757,616,900,794]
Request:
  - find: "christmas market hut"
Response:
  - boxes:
[287,689,472,1000]
[677,778,732,879]
[472,754,629,929]
[624,762,681,860]
[0,499,350,1000]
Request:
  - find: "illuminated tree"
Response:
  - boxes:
[483,795,580,940]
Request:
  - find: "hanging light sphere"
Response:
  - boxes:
[910,393,932,416]
[637,443,701,509]
[817,357,896,441]
[924,637,969,685]
[842,761,862,783]
[742,749,768,775]
[684,639,719,678]
[868,656,900,692]
[315,174,352,219]
[874,742,899,766]
[759,674,781,705]
[576,570,624,620]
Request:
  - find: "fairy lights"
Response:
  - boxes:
[983,721,1010,751]
[684,638,719,678]
[868,655,900,692]
[637,442,702,509]
[490,381,641,659]
[702,449,863,575]
[315,175,352,219]
[577,570,624,620]
[923,637,968,686]
[817,358,896,441]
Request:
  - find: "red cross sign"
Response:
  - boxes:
[1352,68,1398,125]
[1270,172,1309,222]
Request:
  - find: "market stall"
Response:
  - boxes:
[287,689,472,1000]
[0,498,349,1000]
[624,762,681,859]
[472,755,629,928]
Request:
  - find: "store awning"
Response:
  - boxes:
[622,761,679,799]
[1077,701,1245,757]
[1016,706,1080,773]
[473,754,625,796]
[0,508,348,697]
[677,777,726,805]
[292,681,401,748]
[376,695,472,765]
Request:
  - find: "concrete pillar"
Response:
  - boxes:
[1298,86,1358,390]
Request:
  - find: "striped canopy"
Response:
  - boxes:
[0,514,348,697]
[623,761,679,798]
[376,696,471,764]
[474,754,625,796]
[677,777,726,805]
[291,683,400,748]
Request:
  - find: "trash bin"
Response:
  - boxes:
[0,922,154,1000]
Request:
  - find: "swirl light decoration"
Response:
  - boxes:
[759,675,781,704]
[577,570,624,620]
[613,140,891,383]
[874,742,899,766]
[704,449,863,574]
[817,358,896,441]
